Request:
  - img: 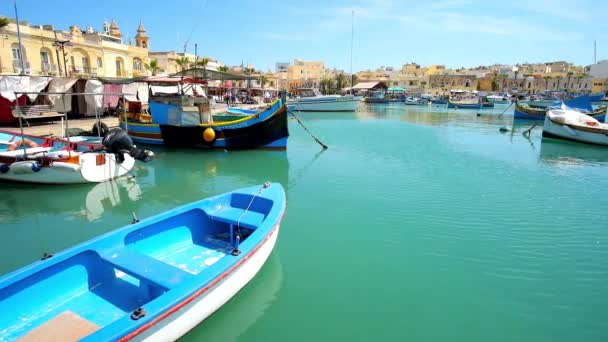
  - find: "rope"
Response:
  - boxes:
[289,110,328,149]
[235,181,271,238]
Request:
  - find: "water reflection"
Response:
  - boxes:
[182,253,284,342]
[0,177,142,223]
[540,140,608,166]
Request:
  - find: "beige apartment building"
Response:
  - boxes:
[0,17,149,78]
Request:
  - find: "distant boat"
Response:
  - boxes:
[447,98,482,109]
[364,91,389,104]
[404,96,428,105]
[0,129,153,184]
[486,94,511,104]
[287,88,359,112]
[0,182,286,341]
[543,108,608,145]
[514,96,606,121]
[120,97,289,150]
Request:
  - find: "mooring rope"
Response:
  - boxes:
[233,181,272,253]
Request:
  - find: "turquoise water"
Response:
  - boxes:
[1,103,608,341]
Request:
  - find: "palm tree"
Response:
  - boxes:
[175,56,190,73]
[0,17,9,29]
[543,76,552,90]
[351,74,358,87]
[566,71,574,90]
[243,67,255,88]
[143,58,161,76]
[320,78,334,94]
[218,65,229,89]
[259,75,268,89]
[335,73,347,91]
[193,57,210,79]
[555,76,563,90]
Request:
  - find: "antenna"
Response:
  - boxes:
[594,40,597,64]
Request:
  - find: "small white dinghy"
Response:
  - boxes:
[543,108,608,146]
[0,129,153,184]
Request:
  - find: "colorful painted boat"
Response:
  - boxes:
[447,98,481,109]
[0,182,286,341]
[120,98,289,150]
[0,129,153,184]
[542,109,608,146]
[514,102,606,121]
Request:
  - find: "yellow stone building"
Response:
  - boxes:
[0,17,149,78]
[286,59,326,89]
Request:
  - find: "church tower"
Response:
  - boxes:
[135,21,149,49]
[109,19,122,39]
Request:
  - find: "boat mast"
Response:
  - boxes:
[350,10,354,94]
[14,0,26,75]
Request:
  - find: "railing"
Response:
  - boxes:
[41,62,59,75]
[12,60,31,74]
[71,66,97,76]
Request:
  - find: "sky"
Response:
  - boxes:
[2,0,608,72]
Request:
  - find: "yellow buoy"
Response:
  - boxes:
[203,127,216,142]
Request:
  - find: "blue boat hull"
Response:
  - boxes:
[120,100,289,150]
[0,183,286,341]
[447,101,480,109]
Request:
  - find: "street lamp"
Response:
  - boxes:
[52,36,72,77]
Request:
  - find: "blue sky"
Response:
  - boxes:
[2,0,607,72]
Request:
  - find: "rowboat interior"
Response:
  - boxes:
[0,189,274,341]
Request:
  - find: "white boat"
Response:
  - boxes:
[0,129,153,184]
[542,108,608,146]
[287,88,359,112]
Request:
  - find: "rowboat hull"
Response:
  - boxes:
[288,97,359,111]
[132,225,279,341]
[542,112,608,146]
[0,183,286,341]
[515,103,606,121]
[447,100,480,109]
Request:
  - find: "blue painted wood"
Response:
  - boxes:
[0,183,286,341]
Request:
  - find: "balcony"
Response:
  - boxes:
[41,62,59,75]
[71,66,97,77]
[12,60,31,74]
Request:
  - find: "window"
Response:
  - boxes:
[133,59,142,71]
[12,47,22,61]
[40,51,50,72]
[82,57,89,72]
[116,59,123,76]
[97,57,103,68]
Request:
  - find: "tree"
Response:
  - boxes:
[218,65,229,89]
[335,73,348,91]
[566,71,574,90]
[351,74,358,87]
[543,75,552,90]
[320,78,335,94]
[143,58,161,76]
[193,57,210,79]
[259,75,268,89]
[555,76,563,90]
[0,17,9,29]
[175,56,190,72]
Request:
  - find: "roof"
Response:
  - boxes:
[172,67,258,81]
[352,81,387,90]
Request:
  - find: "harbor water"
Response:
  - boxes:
[1,103,607,341]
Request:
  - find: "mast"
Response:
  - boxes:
[350,10,354,94]
[14,0,26,75]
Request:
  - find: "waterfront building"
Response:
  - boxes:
[275,62,289,73]
[286,59,326,90]
[429,74,478,92]
[148,51,220,76]
[0,17,149,78]
[425,65,446,76]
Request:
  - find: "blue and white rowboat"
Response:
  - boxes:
[0,183,286,341]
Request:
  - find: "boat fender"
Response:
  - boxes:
[0,164,9,173]
[499,126,511,132]
[131,307,146,320]
[11,161,41,174]
[203,127,216,144]
[51,162,81,172]
[231,235,241,256]
[586,121,599,127]
[7,139,38,151]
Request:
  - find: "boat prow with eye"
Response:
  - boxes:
[0,182,286,341]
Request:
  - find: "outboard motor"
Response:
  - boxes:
[102,128,154,163]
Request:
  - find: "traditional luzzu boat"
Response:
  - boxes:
[542,108,608,146]
[287,88,359,112]
[120,95,289,150]
[0,129,153,184]
[0,182,286,341]
[514,95,607,121]
[447,98,482,109]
